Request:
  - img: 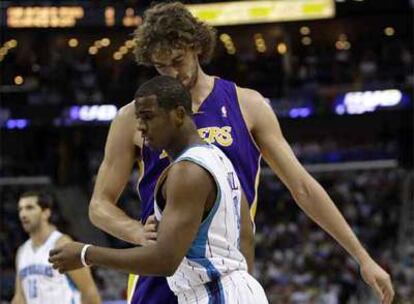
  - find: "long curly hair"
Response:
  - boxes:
[133,1,217,66]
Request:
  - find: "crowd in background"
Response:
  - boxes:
[2,169,413,303]
[1,20,412,108]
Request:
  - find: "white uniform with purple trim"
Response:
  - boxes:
[16,230,81,304]
[154,144,268,304]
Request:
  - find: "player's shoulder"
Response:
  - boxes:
[169,159,210,182]
[235,85,263,100]
[55,234,73,247]
[110,100,139,138]
[117,100,136,120]
[17,239,30,253]
[169,154,217,193]
[16,239,30,263]
[235,85,273,121]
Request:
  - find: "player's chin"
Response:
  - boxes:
[146,140,160,151]
[21,223,32,232]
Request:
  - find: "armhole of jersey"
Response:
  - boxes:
[234,86,261,154]
[174,157,221,227]
[136,158,145,202]
[15,245,22,271]
[51,231,65,248]
[153,164,173,208]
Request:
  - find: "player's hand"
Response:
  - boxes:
[360,257,394,304]
[142,215,158,246]
[49,242,85,273]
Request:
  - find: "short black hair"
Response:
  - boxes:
[134,76,192,113]
[19,191,53,211]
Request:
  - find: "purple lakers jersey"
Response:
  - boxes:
[131,78,261,304]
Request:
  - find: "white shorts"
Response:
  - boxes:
[176,271,268,304]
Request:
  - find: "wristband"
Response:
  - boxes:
[81,244,92,267]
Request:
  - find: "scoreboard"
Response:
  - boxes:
[2,5,143,28]
[1,0,335,29]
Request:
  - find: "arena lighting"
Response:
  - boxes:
[6,119,29,129]
[335,89,404,115]
[219,33,231,42]
[125,40,134,48]
[69,105,118,122]
[300,26,310,35]
[105,7,115,27]
[302,36,312,45]
[113,52,122,60]
[88,46,98,55]
[123,7,142,27]
[277,43,287,54]
[68,38,78,47]
[186,0,335,26]
[101,38,111,47]
[14,76,24,85]
[6,40,18,48]
[7,6,84,28]
[289,107,312,118]
[384,27,395,36]
[119,46,128,54]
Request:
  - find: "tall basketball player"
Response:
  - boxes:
[12,191,101,304]
[49,76,267,304]
[88,2,394,304]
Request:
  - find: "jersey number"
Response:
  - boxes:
[28,278,38,298]
[227,172,238,190]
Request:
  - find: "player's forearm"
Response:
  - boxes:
[293,177,371,264]
[85,245,176,276]
[81,289,101,304]
[89,199,144,245]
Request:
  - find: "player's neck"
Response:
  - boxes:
[190,68,215,108]
[30,223,55,248]
[166,123,204,160]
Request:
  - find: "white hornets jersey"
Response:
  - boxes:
[154,144,249,297]
[17,230,81,304]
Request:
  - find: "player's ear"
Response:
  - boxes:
[189,43,202,55]
[173,106,187,126]
[43,208,51,222]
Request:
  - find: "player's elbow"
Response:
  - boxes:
[160,259,180,277]
[153,252,181,277]
[291,179,314,204]
[88,199,106,228]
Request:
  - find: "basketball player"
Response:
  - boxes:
[88,2,394,304]
[49,76,267,304]
[11,191,101,304]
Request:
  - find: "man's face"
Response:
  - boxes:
[18,196,46,234]
[151,47,199,89]
[135,95,176,151]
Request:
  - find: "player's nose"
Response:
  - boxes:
[137,120,147,134]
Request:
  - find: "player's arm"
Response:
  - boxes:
[239,191,254,273]
[88,103,147,245]
[237,87,394,303]
[56,236,101,304]
[11,248,26,304]
[50,161,211,276]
